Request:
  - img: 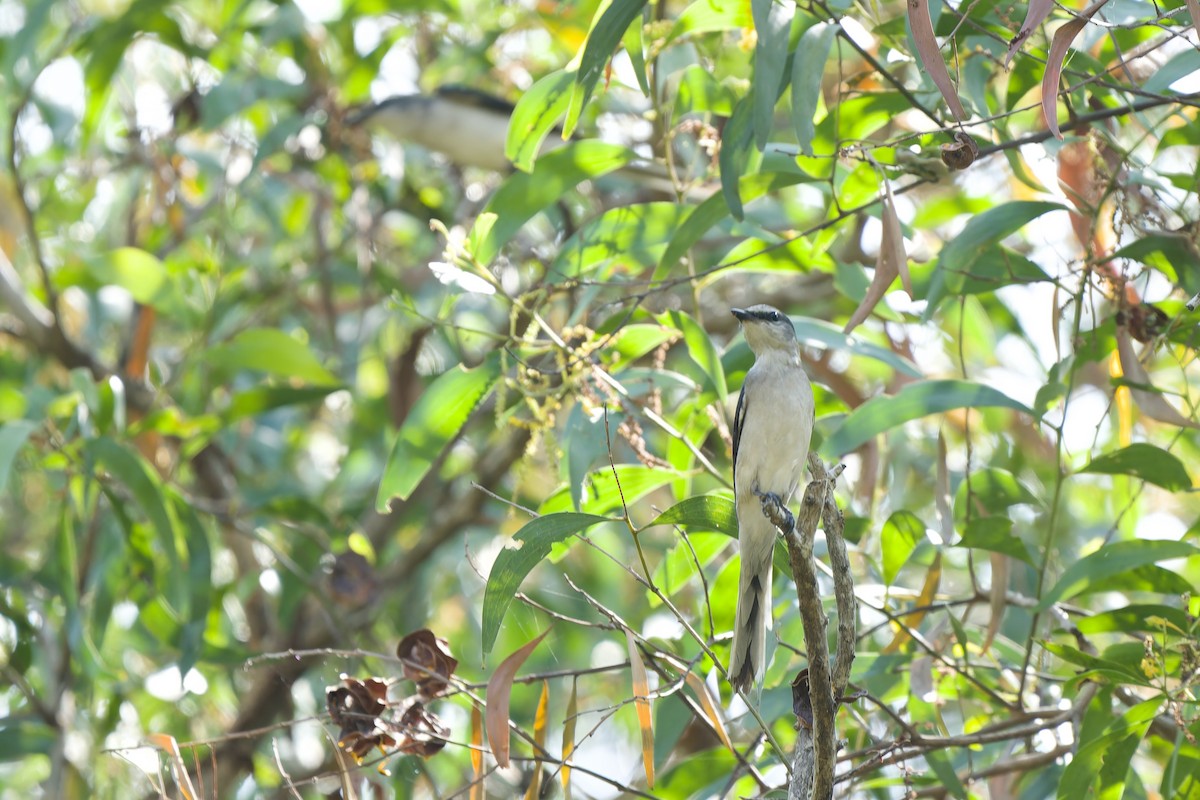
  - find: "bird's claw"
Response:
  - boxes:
[757,490,794,533]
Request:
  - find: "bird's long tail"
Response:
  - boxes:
[729,541,773,695]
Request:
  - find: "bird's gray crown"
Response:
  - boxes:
[731,304,798,352]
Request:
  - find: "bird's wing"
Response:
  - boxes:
[732,380,748,487]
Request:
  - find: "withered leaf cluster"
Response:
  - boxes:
[325,628,458,771]
[327,676,396,762]
[397,628,459,698]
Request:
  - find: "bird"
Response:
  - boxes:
[347,86,529,172]
[346,85,693,195]
[728,304,815,695]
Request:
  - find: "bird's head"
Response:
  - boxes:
[731,304,798,356]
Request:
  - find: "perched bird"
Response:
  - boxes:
[347,86,529,172]
[346,85,691,194]
[728,305,815,694]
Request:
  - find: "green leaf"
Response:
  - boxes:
[622,9,651,95]
[0,721,57,761]
[1080,443,1192,491]
[1037,540,1200,612]
[669,0,752,40]
[540,464,681,516]
[482,513,614,656]
[953,467,1039,526]
[555,203,691,279]
[223,385,339,423]
[565,0,648,137]
[470,142,639,265]
[506,69,575,172]
[173,494,212,677]
[791,22,836,156]
[605,323,677,371]
[1075,604,1192,636]
[1058,698,1160,800]
[0,420,37,493]
[658,310,726,404]
[647,495,737,537]
[751,0,793,150]
[819,380,1032,457]
[206,328,339,386]
[719,95,756,221]
[881,510,924,585]
[925,201,1064,313]
[87,247,181,313]
[377,352,504,510]
[1143,48,1200,94]
[655,172,807,279]
[955,517,1034,565]
[87,437,185,609]
[791,317,922,378]
[675,65,736,117]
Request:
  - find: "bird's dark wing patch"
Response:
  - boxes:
[436,85,517,115]
[732,382,747,486]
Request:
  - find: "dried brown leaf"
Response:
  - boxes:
[397,629,459,698]
[146,733,197,800]
[791,668,814,730]
[326,676,397,765]
[935,433,953,544]
[844,180,909,334]
[940,130,980,170]
[1115,328,1200,429]
[1189,0,1200,41]
[470,705,483,800]
[682,671,734,753]
[983,552,1008,653]
[1005,0,1056,67]
[624,629,655,788]
[884,552,942,653]
[907,0,968,121]
[486,628,550,768]
[1042,0,1111,139]
[396,701,450,758]
[523,681,550,800]
[562,678,578,800]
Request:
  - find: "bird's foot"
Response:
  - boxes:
[755,489,794,533]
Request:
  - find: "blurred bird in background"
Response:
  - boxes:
[346,85,699,196]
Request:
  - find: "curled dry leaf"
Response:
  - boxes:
[470,705,483,800]
[562,678,578,800]
[844,178,909,335]
[486,628,550,768]
[523,681,550,800]
[940,130,979,170]
[624,628,655,788]
[397,628,459,698]
[1005,0,1056,67]
[1114,327,1200,429]
[682,671,733,753]
[1042,0,1112,139]
[884,552,942,653]
[791,668,814,730]
[983,552,1008,653]
[146,733,198,800]
[907,0,968,122]
[396,700,451,757]
[327,676,397,763]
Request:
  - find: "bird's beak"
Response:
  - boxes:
[731,308,750,322]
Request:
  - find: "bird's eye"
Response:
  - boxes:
[769,311,781,322]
